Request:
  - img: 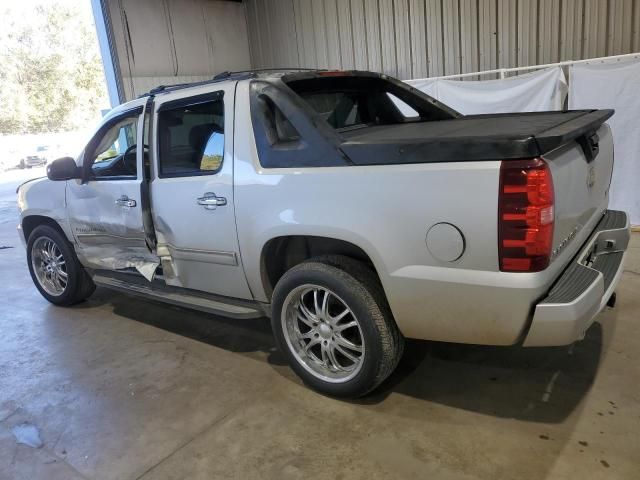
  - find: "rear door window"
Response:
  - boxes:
[157,97,224,177]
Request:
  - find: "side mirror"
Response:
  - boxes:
[47,157,80,181]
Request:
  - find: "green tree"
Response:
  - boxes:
[0,1,109,134]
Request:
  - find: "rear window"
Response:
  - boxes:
[283,75,454,130]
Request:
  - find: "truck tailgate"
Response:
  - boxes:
[543,123,615,267]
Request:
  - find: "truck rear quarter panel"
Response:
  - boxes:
[234,81,527,344]
[233,80,612,345]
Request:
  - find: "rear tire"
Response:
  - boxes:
[27,225,95,306]
[271,255,404,398]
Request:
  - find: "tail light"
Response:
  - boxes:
[498,158,555,272]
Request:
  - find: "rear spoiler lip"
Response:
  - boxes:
[533,109,614,156]
[340,109,614,165]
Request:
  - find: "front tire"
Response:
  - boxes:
[27,225,95,306]
[271,256,404,398]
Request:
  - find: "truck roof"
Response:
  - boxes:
[111,68,382,118]
[104,68,329,121]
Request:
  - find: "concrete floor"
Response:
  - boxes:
[1,169,639,480]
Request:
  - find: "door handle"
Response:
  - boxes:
[115,195,136,208]
[197,192,227,210]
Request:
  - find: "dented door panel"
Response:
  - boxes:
[67,178,159,279]
[67,107,159,279]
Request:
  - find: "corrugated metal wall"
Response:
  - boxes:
[245,0,640,79]
[103,0,640,100]
[106,0,252,100]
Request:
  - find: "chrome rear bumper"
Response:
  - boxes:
[523,210,630,347]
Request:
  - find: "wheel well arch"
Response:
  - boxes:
[21,215,68,243]
[260,235,380,299]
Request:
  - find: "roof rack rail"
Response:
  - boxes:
[139,68,326,99]
[138,71,258,98]
[213,67,325,80]
[146,83,190,95]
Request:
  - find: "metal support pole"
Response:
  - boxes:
[90,0,124,107]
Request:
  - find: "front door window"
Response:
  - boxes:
[89,114,139,178]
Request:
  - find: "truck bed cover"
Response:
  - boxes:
[340,109,614,165]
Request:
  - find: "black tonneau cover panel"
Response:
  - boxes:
[340,109,614,165]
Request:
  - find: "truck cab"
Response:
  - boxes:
[64,76,250,300]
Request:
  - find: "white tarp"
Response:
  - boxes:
[405,67,567,115]
[569,59,640,225]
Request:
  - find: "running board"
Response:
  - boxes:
[92,274,266,319]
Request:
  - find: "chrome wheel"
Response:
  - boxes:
[281,285,365,383]
[31,236,68,296]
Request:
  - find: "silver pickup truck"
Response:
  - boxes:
[17,70,630,397]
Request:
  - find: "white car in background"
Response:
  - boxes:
[19,145,49,169]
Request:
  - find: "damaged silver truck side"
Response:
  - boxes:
[17,70,630,397]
